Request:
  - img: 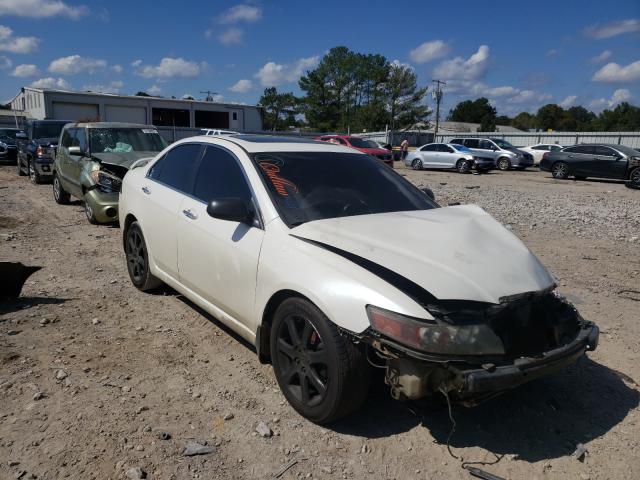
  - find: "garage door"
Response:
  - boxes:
[105,105,147,124]
[52,102,99,121]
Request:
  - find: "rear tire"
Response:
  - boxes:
[28,160,43,184]
[411,158,423,170]
[124,221,163,291]
[53,173,70,205]
[83,195,99,225]
[270,297,370,424]
[497,157,511,171]
[551,161,569,179]
[17,157,26,176]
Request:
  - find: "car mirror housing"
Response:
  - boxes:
[206,198,254,224]
[68,146,86,156]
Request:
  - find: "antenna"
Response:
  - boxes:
[200,90,218,102]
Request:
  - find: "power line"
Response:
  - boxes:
[432,80,446,140]
[200,90,218,102]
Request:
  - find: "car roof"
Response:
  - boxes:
[65,122,157,129]
[571,143,638,154]
[178,134,366,154]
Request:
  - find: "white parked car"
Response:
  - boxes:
[119,135,599,423]
[404,143,477,173]
[198,129,239,136]
[520,143,564,165]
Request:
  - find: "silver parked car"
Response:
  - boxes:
[450,137,534,171]
[404,143,477,173]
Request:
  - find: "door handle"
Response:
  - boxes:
[182,209,197,220]
[141,186,151,194]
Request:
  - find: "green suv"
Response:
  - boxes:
[53,122,167,224]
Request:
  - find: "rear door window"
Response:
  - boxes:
[438,144,454,153]
[464,139,479,148]
[564,145,594,155]
[594,146,616,157]
[192,146,252,204]
[149,143,204,194]
[60,129,74,148]
[420,144,438,152]
[479,140,494,150]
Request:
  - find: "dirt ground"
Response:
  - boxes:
[1,162,639,480]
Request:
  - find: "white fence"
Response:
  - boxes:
[436,131,640,149]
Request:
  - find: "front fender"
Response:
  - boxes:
[254,221,432,336]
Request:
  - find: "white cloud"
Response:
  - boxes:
[82,80,123,93]
[0,54,11,69]
[218,4,262,24]
[30,76,70,89]
[432,45,490,81]
[204,29,213,39]
[559,95,579,108]
[590,50,612,64]
[0,25,38,53]
[584,18,640,39]
[589,88,632,110]
[11,63,39,77]
[507,90,553,105]
[546,49,559,57]
[48,54,107,75]
[390,59,413,70]
[482,85,519,97]
[135,57,201,79]
[409,40,451,64]
[147,85,161,95]
[255,55,319,87]
[218,28,243,45]
[592,60,640,83]
[131,59,142,67]
[111,64,122,74]
[229,79,253,93]
[0,0,88,18]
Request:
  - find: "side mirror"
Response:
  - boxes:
[68,146,86,156]
[206,198,254,224]
[420,187,435,201]
[15,132,27,139]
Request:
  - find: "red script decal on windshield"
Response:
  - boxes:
[259,162,299,196]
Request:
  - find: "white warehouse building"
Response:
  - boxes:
[8,87,263,135]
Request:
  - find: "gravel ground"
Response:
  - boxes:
[1,163,639,480]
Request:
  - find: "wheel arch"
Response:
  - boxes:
[257,289,315,364]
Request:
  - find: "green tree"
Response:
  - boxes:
[512,112,535,131]
[258,87,299,131]
[593,102,640,131]
[536,104,565,131]
[385,63,430,130]
[448,98,497,124]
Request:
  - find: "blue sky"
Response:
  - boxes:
[1,0,639,117]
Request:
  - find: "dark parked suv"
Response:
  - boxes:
[540,143,640,188]
[16,119,71,184]
[0,128,23,162]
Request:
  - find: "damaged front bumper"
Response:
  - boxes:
[446,322,598,401]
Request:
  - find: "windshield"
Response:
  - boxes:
[491,138,515,149]
[34,122,68,139]
[347,137,378,149]
[0,129,20,139]
[252,151,436,227]
[89,128,166,154]
[451,144,471,152]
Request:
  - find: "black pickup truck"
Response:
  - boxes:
[16,119,71,184]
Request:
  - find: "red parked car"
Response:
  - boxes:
[315,135,393,167]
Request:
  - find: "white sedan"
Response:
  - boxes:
[119,135,598,423]
[520,143,564,165]
[404,143,476,173]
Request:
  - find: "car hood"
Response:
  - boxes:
[0,138,17,146]
[92,151,160,169]
[291,205,555,304]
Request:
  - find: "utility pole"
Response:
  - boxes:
[200,90,218,102]
[431,80,446,141]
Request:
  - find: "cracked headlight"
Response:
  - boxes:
[367,305,505,355]
[90,170,122,193]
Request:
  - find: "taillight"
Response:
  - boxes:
[36,146,44,156]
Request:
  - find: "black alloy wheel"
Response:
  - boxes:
[270,298,370,424]
[28,161,42,184]
[456,159,471,174]
[497,157,511,171]
[629,167,640,188]
[124,221,162,291]
[411,158,423,170]
[17,157,25,176]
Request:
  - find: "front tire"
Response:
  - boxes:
[628,167,640,189]
[456,159,471,174]
[551,161,570,179]
[497,157,511,171]
[53,173,70,205]
[17,157,26,176]
[83,196,99,225]
[270,297,370,424]
[124,221,163,291]
[411,158,423,170]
